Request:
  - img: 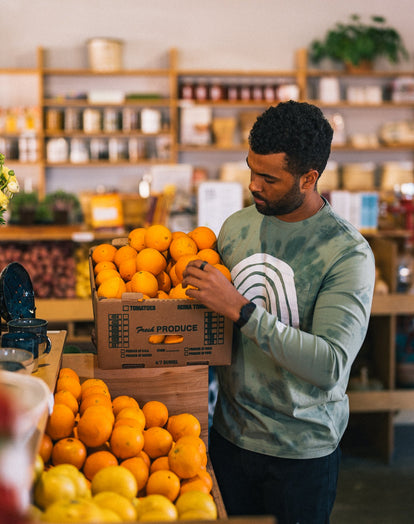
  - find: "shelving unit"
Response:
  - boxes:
[2,45,414,460]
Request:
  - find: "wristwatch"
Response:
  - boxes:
[235,301,256,328]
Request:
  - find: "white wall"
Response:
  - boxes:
[2,0,414,70]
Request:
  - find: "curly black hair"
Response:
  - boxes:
[248,101,333,178]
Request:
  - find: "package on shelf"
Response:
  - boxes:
[88,253,232,370]
[326,190,379,233]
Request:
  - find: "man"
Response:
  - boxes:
[182,101,375,524]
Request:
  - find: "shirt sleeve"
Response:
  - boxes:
[240,245,376,391]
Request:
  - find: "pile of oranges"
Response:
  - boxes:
[39,367,213,505]
[91,224,231,300]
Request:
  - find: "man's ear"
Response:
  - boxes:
[301,169,319,190]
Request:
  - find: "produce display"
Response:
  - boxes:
[31,367,218,522]
[91,224,231,305]
[0,241,79,299]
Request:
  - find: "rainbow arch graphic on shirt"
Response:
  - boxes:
[231,253,299,327]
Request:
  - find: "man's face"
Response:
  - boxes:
[246,150,305,218]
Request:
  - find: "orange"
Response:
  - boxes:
[168,264,180,287]
[38,432,53,464]
[169,284,193,300]
[83,450,119,481]
[113,245,138,268]
[112,395,140,417]
[146,469,181,502]
[81,405,115,426]
[179,470,213,495]
[80,393,113,416]
[143,427,173,459]
[77,409,113,449]
[120,456,149,492]
[92,243,117,264]
[136,248,167,275]
[94,260,117,275]
[118,257,138,282]
[114,417,145,430]
[130,271,158,298]
[95,268,121,287]
[156,271,171,293]
[82,384,111,400]
[148,335,165,344]
[188,226,217,250]
[56,376,82,401]
[169,235,198,262]
[54,390,79,415]
[156,290,169,300]
[125,280,133,292]
[144,224,173,252]
[196,248,220,266]
[51,437,87,469]
[175,435,207,467]
[166,413,201,441]
[150,456,170,475]
[142,400,169,429]
[164,335,184,344]
[168,441,203,479]
[58,368,80,382]
[128,227,147,252]
[171,231,188,241]
[138,450,151,469]
[81,378,109,396]
[115,407,146,431]
[97,276,127,298]
[214,263,232,282]
[45,403,76,441]
[174,254,200,282]
[110,425,145,460]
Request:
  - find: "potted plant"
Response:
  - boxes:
[309,14,409,70]
[8,191,39,226]
[44,190,82,225]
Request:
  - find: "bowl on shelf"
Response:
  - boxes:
[0,348,34,374]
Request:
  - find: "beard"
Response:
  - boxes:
[252,181,305,217]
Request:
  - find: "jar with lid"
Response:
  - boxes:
[64,108,82,131]
[122,108,138,131]
[209,80,225,101]
[194,81,208,102]
[103,108,120,132]
[45,109,63,132]
[251,84,264,102]
[239,83,252,102]
[70,138,89,164]
[83,108,101,133]
[180,80,194,100]
[227,84,239,101]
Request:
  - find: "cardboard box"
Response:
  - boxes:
[89,254,233,369]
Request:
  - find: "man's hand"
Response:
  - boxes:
[182,260,249,322]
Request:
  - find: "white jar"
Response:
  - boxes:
[141,109,161,134]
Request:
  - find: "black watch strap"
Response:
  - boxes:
[235,301,256,328]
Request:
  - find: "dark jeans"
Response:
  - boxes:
[209,427,340,524]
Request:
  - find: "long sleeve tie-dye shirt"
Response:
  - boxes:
[213,200,375,459]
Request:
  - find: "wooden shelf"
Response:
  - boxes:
[349,389,414,412]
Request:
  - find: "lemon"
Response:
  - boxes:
[140,509,177,521]
[42,498,104,522]
[179,509,217,520]
[100,508,123,522]
[48,464,91,499]
[34,471,77,510]
[175,490,217,519]
[135,494,178,520]
[93,491,137,521]
[91,465,138,500]
[33,454,44,485]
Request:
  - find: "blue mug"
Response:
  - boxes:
[1,331,41,372]
[7,318,52,360]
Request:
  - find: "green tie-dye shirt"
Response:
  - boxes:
[213,200,375,459]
